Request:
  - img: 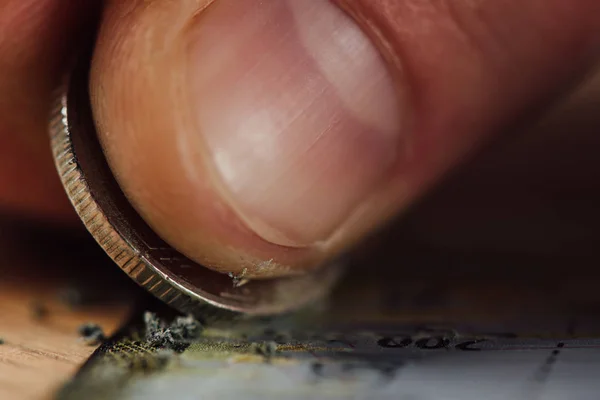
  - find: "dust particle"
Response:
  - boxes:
[250,341,278,358]
[78,323,106,346]
[30,300,49,320]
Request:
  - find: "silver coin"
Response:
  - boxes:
[49,43,341,319]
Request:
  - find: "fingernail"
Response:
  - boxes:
[187,0,404,247]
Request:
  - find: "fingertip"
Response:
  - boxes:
[91,0,405,277]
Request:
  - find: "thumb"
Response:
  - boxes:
[89,0,600,277]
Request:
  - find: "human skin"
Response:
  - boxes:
[0,0,599,277]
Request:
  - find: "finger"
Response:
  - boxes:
[403,64,600,256]
[90,0,600,277]
[0,0,99,222]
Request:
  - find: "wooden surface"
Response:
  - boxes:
[0,220,132,400]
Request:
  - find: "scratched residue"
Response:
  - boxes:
[56,265,600,400]
[228,268,249,288]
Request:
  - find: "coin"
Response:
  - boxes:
[49,40,341,319]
